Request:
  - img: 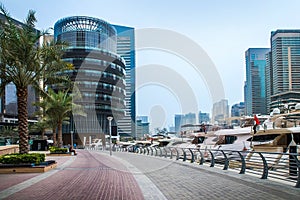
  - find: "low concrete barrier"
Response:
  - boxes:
[0,145,19,156]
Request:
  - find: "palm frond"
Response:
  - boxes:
[24,10,36,28]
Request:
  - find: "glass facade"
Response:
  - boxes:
[269,30,300,112]
[230,102,245,125]
[271,30,300,94]
[174,114,184,133]
[244,48,270,115]
[198,111,210,124]
[54,16,126,137]
[265,52,273,114]
[112,25,136,138]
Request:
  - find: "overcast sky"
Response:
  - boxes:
[2,0,300,130]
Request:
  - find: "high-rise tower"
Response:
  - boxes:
[112,25,136,138]
[244,48,270,115]
[269,30,300,112]
[54,16,126,142]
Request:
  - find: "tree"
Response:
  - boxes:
[29,118,49,139]
[36,88,85,147]
[0,6,70,153]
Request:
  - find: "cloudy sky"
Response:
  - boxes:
[2,0,300,130]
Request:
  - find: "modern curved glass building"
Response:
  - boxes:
[54,16,126,139]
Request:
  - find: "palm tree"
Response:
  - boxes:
[0,6,70,153]
[36,88,85,147]
[29,118,49,139]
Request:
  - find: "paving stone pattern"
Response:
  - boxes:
[112,152,300,200]
[0,150,144,200]
[1,150,300,200]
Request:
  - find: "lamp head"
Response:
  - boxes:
[107,116,113,121]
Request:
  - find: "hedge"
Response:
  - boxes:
[0,153,45,165]
[49,146,68,154]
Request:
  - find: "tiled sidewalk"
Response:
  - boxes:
[0,150,144,200]
[1,150,300,200]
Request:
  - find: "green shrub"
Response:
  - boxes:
[0,153,45,165]
[49,146,68,154]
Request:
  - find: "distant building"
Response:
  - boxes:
[268,30,300,112]
[212,99,229,124]
[136,119,149,139]
[174,114,183,133]
[231,102,245,117]
[136,116,148,123]
[175,112,198,133]
[231,102,245,125]
[198,111,210,124]
[244,48,270,115]
[169,126,175,132]
[183,112,196,125]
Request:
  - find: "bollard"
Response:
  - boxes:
[289,146,297,177]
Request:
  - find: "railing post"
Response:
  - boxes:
[146,147,150,155]
[175,148,180,160]
[258,152,268,179]
[293,154,300,188]
[209,150,215,167]
[155,147,158,156]
[221,150,229,170]
[159,148,163,157]
[164,147,168,158]
[182,148,187,162]
[198,149,204,165]
[189,148,194,163]
[169,147,173,159]
[150,147,154,156]
[236,151,246,174]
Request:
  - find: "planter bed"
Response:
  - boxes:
[0,160,57,173]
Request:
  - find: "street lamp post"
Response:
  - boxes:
[70,131,74,148]
[107,116,113,156]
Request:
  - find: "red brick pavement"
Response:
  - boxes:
[1,150,144,200]
[0,155,72,191]
[0,173,39,191]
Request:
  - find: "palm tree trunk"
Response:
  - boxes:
[52,127,57,146]
[57,121,63,148]
[17,87,29,154]
[41,128,45,139]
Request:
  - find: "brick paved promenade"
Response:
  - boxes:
[0,149,300,200]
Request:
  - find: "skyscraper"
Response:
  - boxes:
[54,16,126,141]
[198,111,210,124]
[136,116,148,123]
[174,114,183,133]
[112,25,136,138]
[211,99,229,124]
[271,30,300,94]
[269,30,300,112]
[244,48,270,115]
[231,102,245,125]
[184,113,196,125]
[265,51,273,114]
